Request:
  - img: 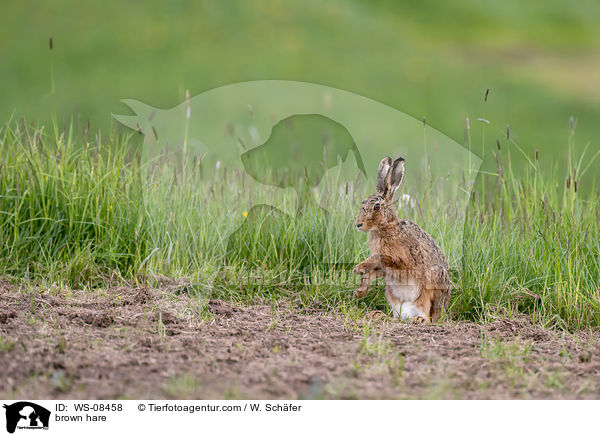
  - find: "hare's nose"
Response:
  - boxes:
[356,223,363,229]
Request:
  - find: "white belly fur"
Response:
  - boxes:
[385,276,420,303]
[385,276,426,320]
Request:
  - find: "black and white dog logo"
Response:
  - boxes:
[3,402,50,434]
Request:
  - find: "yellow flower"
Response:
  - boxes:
[242,211,248,218]
[109,205,113,211]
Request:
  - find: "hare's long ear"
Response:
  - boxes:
[383,157,405,201]
[376,157,392,195]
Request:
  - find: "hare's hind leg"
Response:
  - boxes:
[386,284,430,322]
[431,287,451,322]
[398,302,428,322]
[385,286,403,318]
[410,287,433,323]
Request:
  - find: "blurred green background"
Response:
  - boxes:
[1,0,599,163]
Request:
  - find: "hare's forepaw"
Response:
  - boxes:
[354,287,368,298]
[353,263,368,275]
[367,310,387,319]
[412,316,427,324]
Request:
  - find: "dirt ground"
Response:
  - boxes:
[1,280,599,399]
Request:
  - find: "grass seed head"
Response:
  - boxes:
[569,116,574,134]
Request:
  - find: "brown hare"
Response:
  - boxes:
[353,157,451,323]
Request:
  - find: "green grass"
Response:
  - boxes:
[162,374,202,399]
[480,334,535,390]
[0,117,598,330]
[0,336,16,353]
[1,0,600,182]
[0,121,147,283]
[458,136,600,328]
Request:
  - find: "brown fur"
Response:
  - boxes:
[354,157,451,323]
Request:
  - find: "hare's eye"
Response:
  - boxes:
[374,203,381,211]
